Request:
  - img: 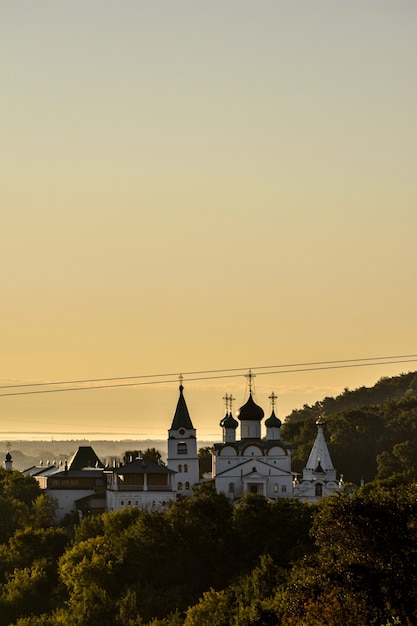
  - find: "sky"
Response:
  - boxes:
[1,1,417,441]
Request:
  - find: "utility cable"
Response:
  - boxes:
[0,353,415,390]
[0,356,416,397]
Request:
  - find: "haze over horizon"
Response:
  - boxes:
[2,1,416,440]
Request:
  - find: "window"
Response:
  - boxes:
[229,482,235,493]
[120,500,125,506]
[177,442,187,455]
[184,464,188,472]
[315,483,323,497]
[178,464,182,472]
[185,482,190,490]
[274,483,278,493]
[281,485,287,493]
[177,482,183,490]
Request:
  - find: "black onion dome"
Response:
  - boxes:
[219,413,228,428]
[265,410,281,428]
[237,393,264,421]
[5,452,12,462]
[223,412,238,429]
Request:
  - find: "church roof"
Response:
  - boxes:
[114,458,175,475]
[170,385,194,430]
[223,412,238,429]
[213,438,291,452]
[305,416,334,472]
[265,409,281,428]
[237,393,264,421]
[67,446,104,471]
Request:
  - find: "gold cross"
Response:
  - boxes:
[245,369,255,393]
[268,392,277,409]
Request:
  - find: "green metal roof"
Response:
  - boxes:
[213,438,291,452]
[170,385,194,430]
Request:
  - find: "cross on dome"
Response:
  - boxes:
[268,391,278,409]
[245,369,256,393]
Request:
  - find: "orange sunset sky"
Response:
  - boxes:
[1,1,417,440]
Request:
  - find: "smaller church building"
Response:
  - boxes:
[212,389,293,500]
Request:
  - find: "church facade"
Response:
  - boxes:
[212,388,293,500]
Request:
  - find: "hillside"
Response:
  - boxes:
[282,370,417,484]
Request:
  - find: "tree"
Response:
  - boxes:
[30,494,58,529]
[141,448,165,465]
[197,447,213,477]
[123,449,165,465]
[232,494,315,571]
[282,487,417,625]
[0,469,42,507]
[0,496,29,544]
[165,489,235,597]
[184,555,284,626]
[0,560,52,626]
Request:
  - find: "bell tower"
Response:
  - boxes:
[167,377,199,494]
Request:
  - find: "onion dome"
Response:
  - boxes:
[219,415,227,428]
[5,452,12,462]
[316,415,326,427]
[265,410,281,428]
[237,393,264,421]
[223,412,238,429]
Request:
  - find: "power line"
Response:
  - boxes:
[0,355,416,398]
[0,353,416,390]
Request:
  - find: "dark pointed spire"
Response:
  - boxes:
[171,381,194,430]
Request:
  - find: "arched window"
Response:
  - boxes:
[177,442,187,455]
[185,481,190,490]
[177,482,183,490]
[274,483,278,493]
[184,464,188,472]
[229,482,235,493]
[178,464,182,472]
[315,483,323,497]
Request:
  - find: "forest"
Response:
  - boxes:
[1,371,417,625]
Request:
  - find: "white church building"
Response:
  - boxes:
[212,386,293,500]
[210,372,342,503]
[293,415,344,502]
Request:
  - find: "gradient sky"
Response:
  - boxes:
[1,1,417,440]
